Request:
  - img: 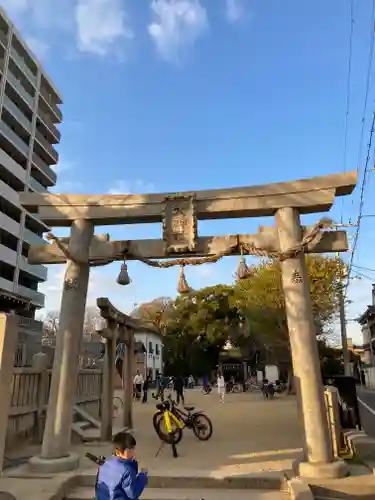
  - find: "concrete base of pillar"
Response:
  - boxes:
[295,458,349,479]
[28,453,80,473]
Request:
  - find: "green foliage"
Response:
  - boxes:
[133,255,344,375]
[234,255,344,358]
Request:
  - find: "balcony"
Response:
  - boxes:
[0,121,29,158]
[19,257,47,281]
[32,152,57,185]
[18,316,43,333]
[0,30,7,49]
[39,90,63,122]
[29,175,47,194]
[34,129,59,163]
[26,211,50,233]
[0,212,20,238]
[0,276,14,294]
[0,178,19,207]
[3,95,32,134]
[16,284,44,308]
[10,47,37,87]
[0,244,17,267]
[23,227,45,246]
[37,110,61,143]
[7,70,35,110]
[0,148,27,185]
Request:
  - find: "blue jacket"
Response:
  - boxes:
[96,456,148,500]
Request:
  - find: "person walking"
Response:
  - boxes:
[217,372,225,403]
[174,375,185,405]
[142,376,149,403]
[133,371,144,401]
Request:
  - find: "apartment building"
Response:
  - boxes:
[0,7,62,320]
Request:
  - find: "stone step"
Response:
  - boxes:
[73,406,101,429]
[309,482,375,498]
[66,486,289,500]
[78,471,286,490]
[314,497,348,500]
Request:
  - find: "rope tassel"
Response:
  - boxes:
[116,261,131,286]
[177,265,192,294]
[236,255,250,280]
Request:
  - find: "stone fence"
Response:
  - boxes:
[6,360,102,449]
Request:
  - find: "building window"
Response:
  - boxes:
[155,344,160,356]
[148,341,153,354]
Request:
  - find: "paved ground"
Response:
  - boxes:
[357,387,375,439]
[76,388,304,476]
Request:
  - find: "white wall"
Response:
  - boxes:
[134,330,163,380]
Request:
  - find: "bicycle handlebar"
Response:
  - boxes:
[85,452,106,465]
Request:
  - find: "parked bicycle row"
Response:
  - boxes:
[201,374,287,399]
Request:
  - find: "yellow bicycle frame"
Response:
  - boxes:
[155,410,184,433]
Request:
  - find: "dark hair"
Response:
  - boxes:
[112,431,136,451]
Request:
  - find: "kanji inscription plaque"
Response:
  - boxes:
[163,195,197,253]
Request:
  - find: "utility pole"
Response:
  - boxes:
[338,273,351,376]
[334,223,358,377]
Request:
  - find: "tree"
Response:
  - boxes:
[42,310,59,339]
[131,297,173,332]
[159,285,245,376]
[42,306,103,340]
[234,255,345,387]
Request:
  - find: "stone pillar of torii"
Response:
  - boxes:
[22,170,356,478]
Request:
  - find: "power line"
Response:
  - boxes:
[352,269,374,281]
[352,263,375,274]
[341,0,355,222]
[356,0,375,172]
[345,110,375,294]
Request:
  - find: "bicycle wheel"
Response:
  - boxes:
[156,414,183,444]
[112,396,123,418]
[233,384,242,393]
[192,413,213,441]
[153,412,165,438]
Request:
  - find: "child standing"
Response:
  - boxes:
[96,431,148,500]
[217,373,225,403]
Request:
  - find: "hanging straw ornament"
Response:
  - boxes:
[116,260,131,286]
[177,265,192,294]
[236,248,250,281]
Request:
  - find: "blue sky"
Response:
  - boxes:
[4,0,375,343]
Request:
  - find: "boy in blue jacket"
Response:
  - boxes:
[96,431,148,500]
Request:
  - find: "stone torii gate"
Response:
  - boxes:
[95,296,150,439]
[20,170,356,478]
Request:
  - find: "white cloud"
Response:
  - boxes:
[148,0,208,63]
[108,179,156,195]
[39,262,136,313]
[74,0,133,56]
[225,0,245,23]
[49,158,83,193]
[51,180,83,193]
[1,0,29,16]
[2,0,74,31]
[55,159,76,174]
[2,0,133,58]
[24,36,49,59]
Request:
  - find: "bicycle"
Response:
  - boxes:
[153,394,182,458]
[226,382,242,393]
[202,384,212,395]
[246,381,261,392]
[112,396,123,418]
[152,393,213,444]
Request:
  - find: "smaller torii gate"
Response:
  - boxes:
[96,297,146,440]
